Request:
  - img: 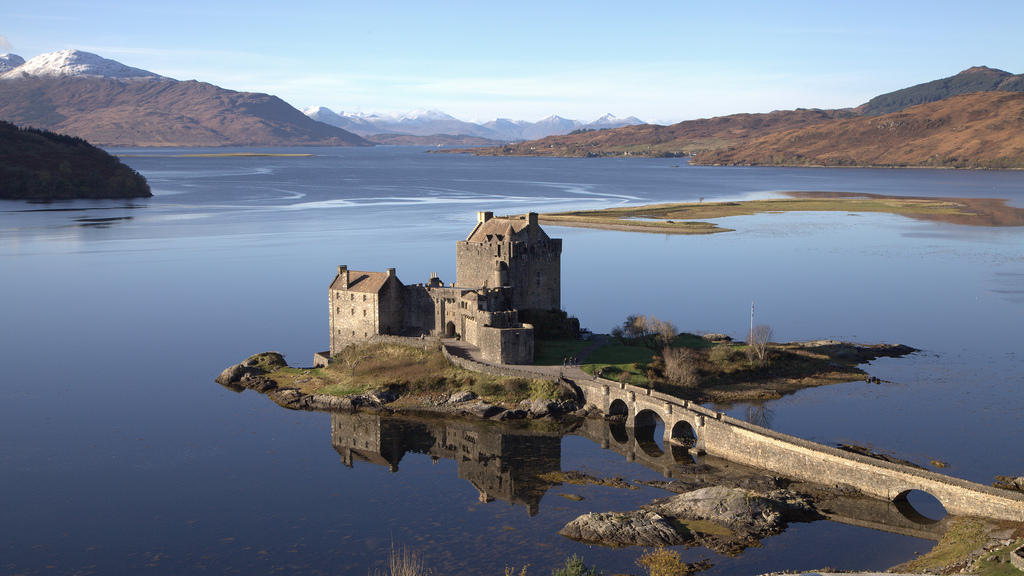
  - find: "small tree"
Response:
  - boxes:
[662,347,702,388]
[636,547,689,576]
[746,324,774,365]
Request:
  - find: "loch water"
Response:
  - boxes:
[2,147,1023,575]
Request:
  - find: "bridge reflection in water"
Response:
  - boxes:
[329,411,959,541]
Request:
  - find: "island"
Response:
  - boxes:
[216,208,1024,575]
[0,120,151,200]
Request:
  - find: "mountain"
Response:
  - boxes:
[578,113,645,131]
[0,49,370,147]
[0,53,26,73]
[306,107,507,139]
[0,119,151,200]
[447,109,844,157]
[302,107,641,140]
[692,91,1024,169]
[858,66,1024,116]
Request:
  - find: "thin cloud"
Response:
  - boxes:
[0,35,13,50]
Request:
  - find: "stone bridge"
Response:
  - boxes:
[573,377,1024,522]
[571,417,954,541]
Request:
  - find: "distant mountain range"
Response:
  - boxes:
[0,49,370,147]
[456,66,1024,168]
[302,106,644,141]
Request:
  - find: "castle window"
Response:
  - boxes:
[363,309,367,317]
[350,294,354,300]
[351,308,355,315]
[362,294,367,302]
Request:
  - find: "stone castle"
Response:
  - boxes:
[328,212,561,364]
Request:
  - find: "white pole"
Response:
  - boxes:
[750,301,754,338]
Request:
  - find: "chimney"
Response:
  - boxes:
[478,211,493,223]
[338,265,349,289]
[387,267,395,277]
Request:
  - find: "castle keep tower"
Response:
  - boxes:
[326,212,561,365]
[455,212,561,312]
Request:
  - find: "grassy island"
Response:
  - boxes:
[218,331,915,413]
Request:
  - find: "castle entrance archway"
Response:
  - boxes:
[445,321,456,338]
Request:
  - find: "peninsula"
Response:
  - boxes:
[538,193,1024,235]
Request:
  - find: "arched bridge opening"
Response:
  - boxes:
[633,409,665,457]
[893,489,947,525]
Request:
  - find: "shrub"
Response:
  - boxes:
[662,347,703,388]
[636,547,688,576]
[552,554,601,576]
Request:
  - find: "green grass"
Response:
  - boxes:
[973,540,1024,576]
[534,339,593,365]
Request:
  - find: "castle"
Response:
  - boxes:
[328,212,562,364]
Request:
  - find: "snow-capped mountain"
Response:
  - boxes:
[304,107,643,141]
[0,53,26,74]
[0,49,166,81]
[579,113,645,130]
[0,50,368,147]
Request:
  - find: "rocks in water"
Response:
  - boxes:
[559,511,682,547]
[994,476,1024,493]
[559,485,819,553]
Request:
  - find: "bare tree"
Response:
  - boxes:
[747,324,775,365]
[662,346,702,388]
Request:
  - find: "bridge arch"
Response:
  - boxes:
[670,420,697,448]
[607,398,629,419]
[893,489,947,524]
[633,409,666,457]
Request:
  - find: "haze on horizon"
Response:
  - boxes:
[3,0,1022,125]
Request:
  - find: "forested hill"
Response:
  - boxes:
[858,66,1024,116]
[0,120,152,200]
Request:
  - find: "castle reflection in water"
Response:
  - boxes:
[330,411,953,542]
[332,412,564,516]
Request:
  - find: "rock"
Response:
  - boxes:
[645,486,816,534]
[239,372,277,392]
[558,511,683,547]
[702,333,732,342]
[215,363,253,385]
[449,390,477,403]
[530,399,555,416]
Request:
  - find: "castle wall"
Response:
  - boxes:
[476,324,534,364]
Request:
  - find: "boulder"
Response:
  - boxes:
[215,363,252,385]
[449,390,477,403]
[558,511,683,547]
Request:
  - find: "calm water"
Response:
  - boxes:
[2,147,1022,575]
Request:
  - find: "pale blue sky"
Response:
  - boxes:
[3,0,1022,124]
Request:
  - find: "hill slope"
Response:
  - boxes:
[444,109,847,157]
[859,66,1024,116]
[0,50,370,147]
[692,91,1024,169]
[0,120,151,200]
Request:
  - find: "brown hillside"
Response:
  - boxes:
[0,76,371,147]
[693,92,1024,169]
[443,109,845,157]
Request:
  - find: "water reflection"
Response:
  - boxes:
[329,411,952,543]
[331,412,565,516]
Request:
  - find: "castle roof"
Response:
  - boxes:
[465,214,550,243]
[330,270,395,293]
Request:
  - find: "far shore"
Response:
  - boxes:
[538,192,1024,234]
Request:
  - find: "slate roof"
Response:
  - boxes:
[465,216,549,243]
[330,270,394,293]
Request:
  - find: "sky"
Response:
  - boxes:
[3,0,1023,125]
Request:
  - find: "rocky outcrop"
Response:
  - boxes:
[559,485,819,554]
